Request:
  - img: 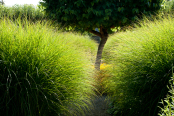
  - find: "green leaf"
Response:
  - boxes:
[153,3,157,7]
[96,22,100,27]
[78,21,83,25]
[64,9,69,14]
[64,17,68,21]
[118,7,123,12]
[132,8,139,14]
[87,7,93,13]
[105,9,112,15]
[95,11,99,15]
[91,2,94,6]
[104,16,109,20]
[82,14,89,18]
[106,2,110,7]
[70,10,75,14]
[122,17,128,23]
[118,7,121,12]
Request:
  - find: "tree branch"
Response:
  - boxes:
[89,30,101,38]
[100,26,104,35]
[100,26,108,38]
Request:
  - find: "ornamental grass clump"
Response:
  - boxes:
[162,0,174,13]
[0,18,96,116]
[158,74,174,116]
[0,4,46,21]
[103,15,174,116]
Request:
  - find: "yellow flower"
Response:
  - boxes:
[100,63,111,70]
[91,63,111,70]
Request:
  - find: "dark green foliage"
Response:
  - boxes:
[41,0,163,30]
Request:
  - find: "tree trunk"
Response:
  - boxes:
[89,27,108,71]
[95,35,108,70]
[95,27,108,70]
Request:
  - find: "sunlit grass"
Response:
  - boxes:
[103,15,174,116]
[92,63,113,95]
[162,0,174,13]
[0,18,97,116]
[158,76,174,116]
[0,4,46,21]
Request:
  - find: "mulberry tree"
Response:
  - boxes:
[40,0,163,70]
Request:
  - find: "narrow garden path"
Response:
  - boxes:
[75,61,112,116]
[77,95,111,116]
[85,95,111,116]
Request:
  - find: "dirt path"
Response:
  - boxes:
[76,95,111,116]
[86,95,111,116]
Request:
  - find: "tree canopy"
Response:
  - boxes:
[41,0,162,30]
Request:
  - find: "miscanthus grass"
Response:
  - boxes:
[0,18,97,116]
[158,71,174,116]
[0,4,46,21]
[103,15,174,116]
[162,0,174,13]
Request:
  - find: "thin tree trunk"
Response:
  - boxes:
[89,27,108,71]
[95,35,108,70]
[95,27,108,70]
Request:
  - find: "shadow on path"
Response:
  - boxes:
[76,95,111,116]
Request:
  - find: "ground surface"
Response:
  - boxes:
[76,95,111,116]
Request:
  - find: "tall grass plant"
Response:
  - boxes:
[0,4,46,21]
[163,0,174,13]
[103,15,174,116]
[158,75,174,116]
[0,18,97,116]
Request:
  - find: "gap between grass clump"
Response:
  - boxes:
[0,18,97,116]
[103,15,174,116]
[158,65,174,116]
[93,63,113,95]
